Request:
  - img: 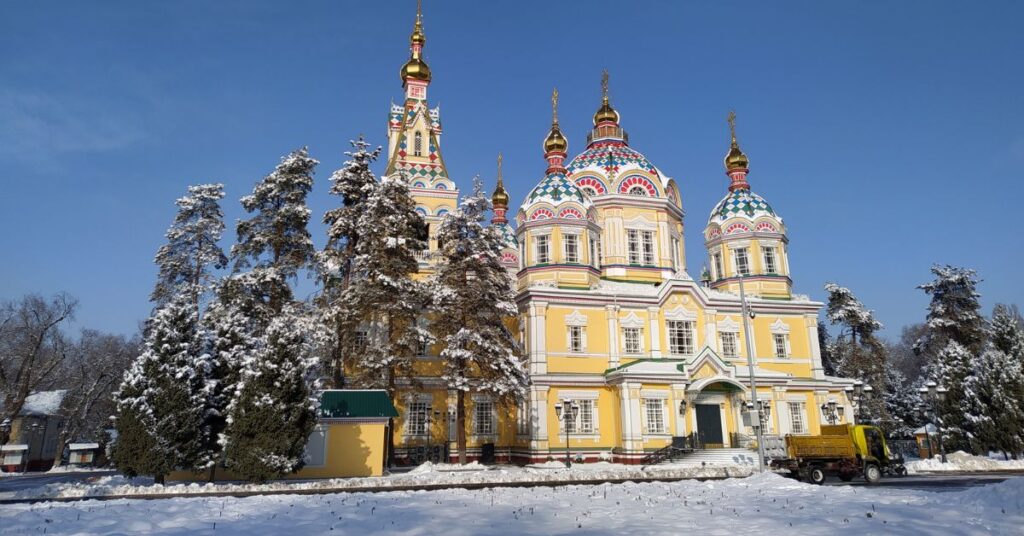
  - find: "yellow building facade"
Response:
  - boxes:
[383,9,855,464]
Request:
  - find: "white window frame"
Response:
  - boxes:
[559,399,596,435]
[734,247,750,276]
[671,237,680,272]
[516,400,530,436]
[568,325,586,353]
[414,131,423,157]
[643,398,666,434]
[564,234,579,263]
[667,320,695,356]
[589,239,598,268]
[788,402,806,435]
[773,333,790,358]
[405,400,431,436]
[627,229,641,264]
[641,231,655,265]
[713,252,723,280]
[720,331,739,358]
[763,246,778,274]
[535,234,550,264]
[623,327,643,354]
[596,239,603,267]
[474,399,495,436]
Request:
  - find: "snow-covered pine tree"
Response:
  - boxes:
[926,340,976,451]
[219,148,321,482]
[112,299,210,482]
[817,324,838,376]
[915,265,987,357]
[333,170,430,393]
[222,304,323,482]
[882,360,922,436]
[151,184,228,313]
[990,303,1024,358]
[823,283,888,422]
[431,178,528,464]
[965,346,1024,457]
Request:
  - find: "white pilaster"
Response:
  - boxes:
[647,307,661,358]
[529,301,548,374]
[606,305,620,368]
[807,314,824,379]
[530,385,550,443]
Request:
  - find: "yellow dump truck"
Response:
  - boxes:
[770,424,907,485]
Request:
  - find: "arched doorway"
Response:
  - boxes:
[688,378,747,449]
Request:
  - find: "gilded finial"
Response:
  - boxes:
[724,109,750,173]
[491,151,509,208]
[497,152,503,185]
[401,0,431,84]
[551,88,559,124]
[593,70,619,125]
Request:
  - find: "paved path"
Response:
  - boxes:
[827,471,1020,491]
[0,470,114,493]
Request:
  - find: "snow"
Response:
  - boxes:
[20,390,67,415]
[907,450,1024,473]
[1,444,28,451]
[1,472,1021,535]
[68,443,100,450]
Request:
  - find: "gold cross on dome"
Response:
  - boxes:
[601,69,609,101]
[727,110,737,141]
[497,152,503,182]
[551,88,559,123]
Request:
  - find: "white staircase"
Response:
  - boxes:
[671,448,757,467]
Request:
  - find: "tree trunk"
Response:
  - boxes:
[207,464,217,482]
[456,390,467,465]
[51,428,71,469]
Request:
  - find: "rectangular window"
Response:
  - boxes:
[623,327,642,354]
[568,325,585,353]
[516,400,530,435]
[774,333,789,358]
[713,253,723,280]
[406,401,430,436]
[627,230,641,264]
[474,400,495,435]
[644,399,666,434]
[720,332,739,358]
[354,330,368,351]
[734,248,750,276]
[671,238,680,272]
[597,239,603,267]
[642,231,655,265]
[763,246,778,274]
[578,400,594,434]
[589,239,597,267]
[564,234,579,263]
[419,337,430,356]
[667,320,695,356]
[536,235,550,264]
[789,402,806,434]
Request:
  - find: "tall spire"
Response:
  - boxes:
[593,69,620,125]
[400,0,431,90]
[543,88,568,173]
[589,69,627,145]
[492,152,510,224]
[725,110,750,191]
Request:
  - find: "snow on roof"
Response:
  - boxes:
[68,443,100,450]
[914,424,938,434]
[20,390,67,416]
[1,444,29,451]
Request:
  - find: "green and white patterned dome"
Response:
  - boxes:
[708,187,780,224]
[518,171,593,222]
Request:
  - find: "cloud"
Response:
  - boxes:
[0,88,147,162]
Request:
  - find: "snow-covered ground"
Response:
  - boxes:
[3,461,754,500]
[2,472,1021,535]
[907,450,1024,473]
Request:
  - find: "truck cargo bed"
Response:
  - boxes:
[786,435,856,459]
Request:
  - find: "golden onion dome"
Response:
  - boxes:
[724,110,749,171]
[593,97,620,125]
[400,57,431,83]
[544,125,568,153]
[492,153,510,207]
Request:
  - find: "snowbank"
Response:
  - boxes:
[8,462,753,501]
[907,450,1024,473]
[2,471,1021,535]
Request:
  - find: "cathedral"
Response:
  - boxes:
[384,7,854,464]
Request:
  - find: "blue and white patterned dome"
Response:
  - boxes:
[494,221,518,248]
[521,171,592,210]
[709,187,779,224]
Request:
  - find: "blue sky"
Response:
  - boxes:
[1,1,1021,338]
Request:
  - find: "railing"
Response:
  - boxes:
[641,433,699,465]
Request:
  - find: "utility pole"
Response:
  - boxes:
[738,275,766,473]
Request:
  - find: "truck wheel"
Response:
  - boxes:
[807,467,827,485]
[864,464,882,484]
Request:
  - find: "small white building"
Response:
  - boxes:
[68,443,100,466]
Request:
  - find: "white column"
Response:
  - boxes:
[529,301,548,374]
[807,314,825,379]
[620,382,643,452]
[530,386,549,444]
[647,307,661,358]
[705,309,718,353]
[671,383,687,436]
[606,305,620,368]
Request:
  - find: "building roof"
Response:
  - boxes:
[19,390,67,416]
[318,390,399,419]
[566,141,665,188]
[523,171,590,209]
[708,187,779,224]
[68,443,100,450]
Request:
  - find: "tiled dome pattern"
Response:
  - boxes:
[709,187,779,224]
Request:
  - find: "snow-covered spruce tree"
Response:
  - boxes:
[112,299,210,482]
[823,283,888,422]
[817,324,838,377]
[151,184,228,312]
[965,346,1024,457]
[990,303,1024,358]
[431,179,528,464]
[221,304,323,482]
[882,361,922,437]
[332,171,430,393]
[319,138,387,386]
[916,266,987,451]
[220,148,321,482]
[915,265,987,357]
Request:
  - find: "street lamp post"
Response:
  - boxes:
[737,275,766,473]
[918,381,948,463]
[845,381,873,424]
[821,398,839,425]
[554,401,579,468]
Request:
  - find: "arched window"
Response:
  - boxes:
[628,186,647,196]
[581,186,598,197]
[414,132,423,156]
